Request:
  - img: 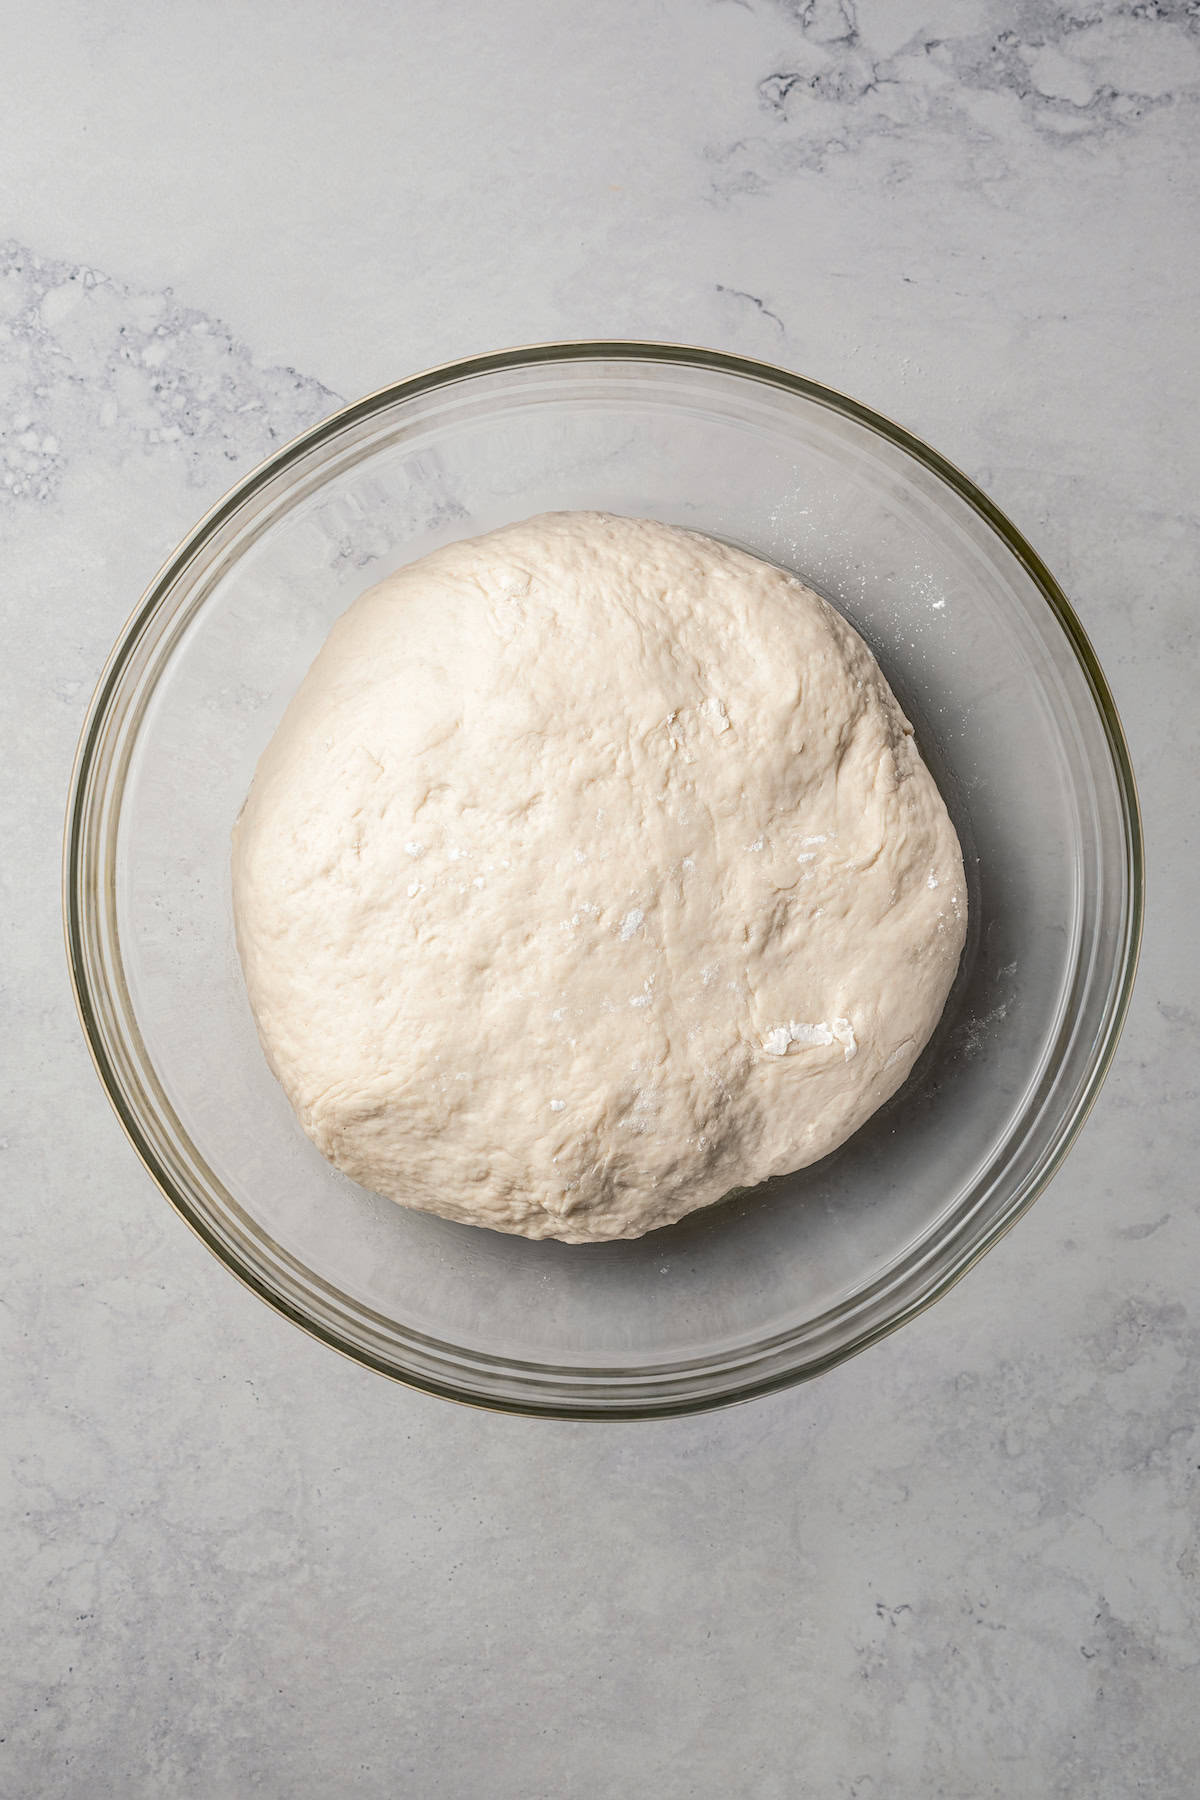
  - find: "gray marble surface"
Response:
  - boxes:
[2,2,1197,1794]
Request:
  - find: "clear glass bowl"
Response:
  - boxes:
[64,344,1143,1418]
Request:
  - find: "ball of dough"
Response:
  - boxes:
[233,512,966,1242]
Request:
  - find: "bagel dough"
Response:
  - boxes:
[232,512,966,1242]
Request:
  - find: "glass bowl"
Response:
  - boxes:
[64,343,1142,1419]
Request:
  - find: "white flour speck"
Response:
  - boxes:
[762,1018,857,1060]
[619,908,644,941]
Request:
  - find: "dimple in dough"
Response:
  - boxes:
[232,512,967,1242]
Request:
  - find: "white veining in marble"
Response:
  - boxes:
[1,242,340,507]
[2,2,1198,1796]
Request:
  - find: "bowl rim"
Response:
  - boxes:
[63,338,1145,1420]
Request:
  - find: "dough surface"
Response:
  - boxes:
[232,512,966,1242]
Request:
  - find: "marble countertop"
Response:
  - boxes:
[3,3,1197,1794]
